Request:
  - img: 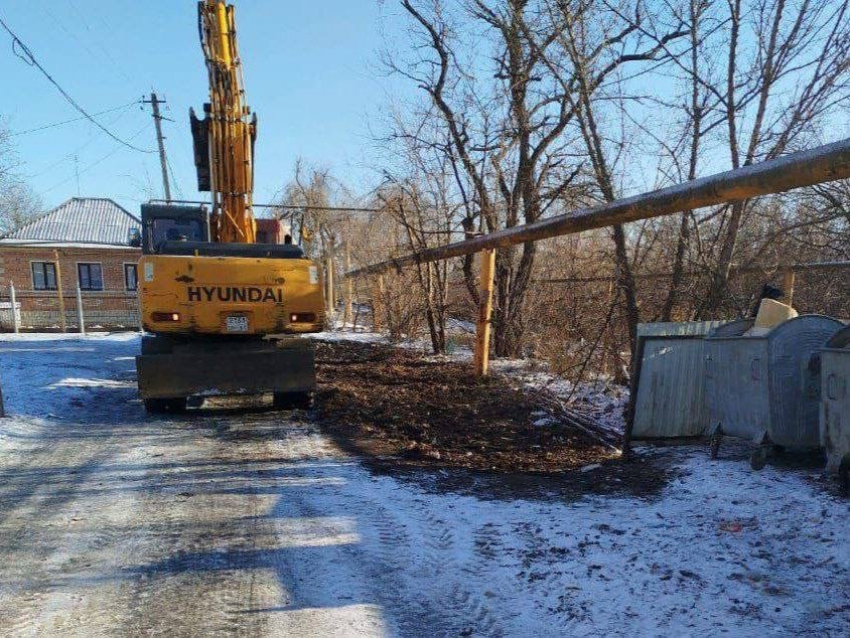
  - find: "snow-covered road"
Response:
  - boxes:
[0,333,847,636]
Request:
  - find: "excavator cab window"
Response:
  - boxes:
[159,220,201,244]
[141,203,209,255]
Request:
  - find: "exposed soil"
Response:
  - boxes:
[315,339,620,474]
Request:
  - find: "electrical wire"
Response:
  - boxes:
[10,100,139,137]
[165,155,184,199]
[0,13,155,154]
[42,124,150,194]
[23,106,136,178]
[39,4,105,78]
[66,0,134,84]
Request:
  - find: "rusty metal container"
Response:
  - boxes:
[821,326,850,485]
[632,322,727,439]
[705,315,843,468]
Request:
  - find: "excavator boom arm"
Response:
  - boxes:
[193,0,257,243]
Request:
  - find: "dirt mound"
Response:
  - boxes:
[315,339,620,473]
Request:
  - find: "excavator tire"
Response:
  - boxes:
[273,391,315,410]
[144,397,188,414]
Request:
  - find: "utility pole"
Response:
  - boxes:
[143,92,172,202]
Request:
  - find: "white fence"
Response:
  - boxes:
[0,284,141,333]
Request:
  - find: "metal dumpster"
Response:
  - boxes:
[821,326,850,488]
[705,315,843,469]
[632,322,727,439]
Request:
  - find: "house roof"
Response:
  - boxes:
[0,198,141,248]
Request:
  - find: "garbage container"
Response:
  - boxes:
[632,321,728,439]
[821,325,850,489]
[705,315,843,469]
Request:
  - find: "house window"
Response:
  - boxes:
[77,263,104,291]
[124,263,138,291]
[31,262,58,290]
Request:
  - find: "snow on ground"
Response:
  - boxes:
[446,317,476,333]
[315,446,849,636]
[309,330,386,344]
[492,360,628,438]
[0,332,847,636]
[0,331,138,415]
[0,332,138,343]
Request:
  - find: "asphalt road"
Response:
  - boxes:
[0,334,847,637]
[0,335,513,636]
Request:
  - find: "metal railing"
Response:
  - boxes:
[345,138,850,380]
[348,138,850,278]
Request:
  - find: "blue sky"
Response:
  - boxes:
[1,1,410,213]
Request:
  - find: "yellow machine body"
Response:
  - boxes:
[139,254,325,336]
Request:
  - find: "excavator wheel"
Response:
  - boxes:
[273,391,315,411]
[144,397,188,414]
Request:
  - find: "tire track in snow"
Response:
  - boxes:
[118,423,283,637]
[342,479,507,637]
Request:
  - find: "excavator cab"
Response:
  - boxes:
[141,204,209,254]
[141,203,305,259]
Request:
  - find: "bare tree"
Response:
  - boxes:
[378,125,462,353]
[0,181,41,235]
[370,0,849,398]
[0,123,42,234]
[283,160,339,260]
[392,0,586,356]
[699,0,850,315]
[535,0,689,353]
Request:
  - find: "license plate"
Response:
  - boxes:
[226,315,249,332]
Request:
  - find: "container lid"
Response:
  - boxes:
[825,325,850,349]
[753,298,798,329]
[706,319,755,338]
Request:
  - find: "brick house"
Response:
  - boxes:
[0,198,142,331]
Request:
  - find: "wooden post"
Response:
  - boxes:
[344,244,353,327]
[0,368,5,417]
[325,255,335,313]
[53,250,67,333]
[137,296,144,334]
[9,283,19,334]
[373,274,384,332]
[783,269,796,306]
[76,286,86,335]
[602,279,613,377]
[473,249,496,377]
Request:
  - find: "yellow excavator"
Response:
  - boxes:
[135,0,325,413]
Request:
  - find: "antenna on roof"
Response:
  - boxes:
[74,155,80,197]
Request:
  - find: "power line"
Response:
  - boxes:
[10,101,139,137]
[165,156,183,199]
[39,4,105,77]
[0,13,154,154]
[43,124,149,194]
[65,0,133,83]
[23,106,135,178]
[147,198,383,213]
